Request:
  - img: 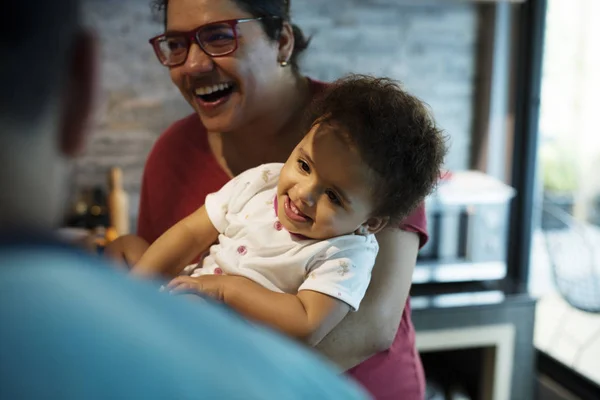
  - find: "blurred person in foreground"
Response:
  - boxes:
[0,1,369,399]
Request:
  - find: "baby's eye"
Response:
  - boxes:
[326,190,341,205]
[298,159,310,173]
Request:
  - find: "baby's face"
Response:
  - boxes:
[277,123,386,240]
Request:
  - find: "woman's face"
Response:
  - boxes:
[165,0,287,133]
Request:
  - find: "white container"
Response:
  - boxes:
[420,171,516,265]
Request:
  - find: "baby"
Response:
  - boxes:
[132,74,447,345]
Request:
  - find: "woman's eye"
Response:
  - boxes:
[167,39,185,50]
[206,33,234,42]
[160,37,187,54]
[298,160,310,173]
[326,190,341,205]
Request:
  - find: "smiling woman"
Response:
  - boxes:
[151,0,311,136]
[105,0,436,398]
[149,16,264,105]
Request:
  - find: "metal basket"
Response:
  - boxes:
[542,202,600,313]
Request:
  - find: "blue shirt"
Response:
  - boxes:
[0,233,369,399]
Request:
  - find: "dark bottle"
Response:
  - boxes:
[86,187,110,229]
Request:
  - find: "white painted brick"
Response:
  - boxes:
[77,0,478,199]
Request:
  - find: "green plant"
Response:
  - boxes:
[539,144,578,193]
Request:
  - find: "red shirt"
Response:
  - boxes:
[137,79,427,399]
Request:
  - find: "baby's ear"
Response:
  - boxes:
[355,217,389,236]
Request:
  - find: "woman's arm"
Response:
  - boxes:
[315,229,420,370]
[132,206,219,279]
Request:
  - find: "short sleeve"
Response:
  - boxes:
[204,164,282,233]
[204,174,246,233]
[399,202,428,249]
[298,237,378,311]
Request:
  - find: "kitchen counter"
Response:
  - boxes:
[411,280,536,400]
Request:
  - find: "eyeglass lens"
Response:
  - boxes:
[156,23,237,65]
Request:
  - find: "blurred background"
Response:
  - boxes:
[65,0,600,399]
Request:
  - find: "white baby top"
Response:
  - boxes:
[190,163,379,311]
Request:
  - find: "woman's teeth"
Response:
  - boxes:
[195,83,232,96]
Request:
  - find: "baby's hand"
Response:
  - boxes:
[104,234,150,270]
[166,275,229,301]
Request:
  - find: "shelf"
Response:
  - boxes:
[414,260,507,284]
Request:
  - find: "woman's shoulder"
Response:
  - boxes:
[306,77,331,98]
[144,113,208,169]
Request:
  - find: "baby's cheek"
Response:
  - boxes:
[278,163,291,180]
[320,209,359,235]
[314,210,336,229]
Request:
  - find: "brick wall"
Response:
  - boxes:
[77,0,479,216]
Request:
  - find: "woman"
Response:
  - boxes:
[108,0,428,398]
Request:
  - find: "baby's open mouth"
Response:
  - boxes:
[284,195,312,223]
[289,200,309,219]
[194,82,235,103]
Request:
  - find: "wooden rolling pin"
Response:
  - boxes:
[107,167,130,237]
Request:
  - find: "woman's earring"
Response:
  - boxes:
[279,60,289,67]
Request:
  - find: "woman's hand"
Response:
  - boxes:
[104,234,150,270]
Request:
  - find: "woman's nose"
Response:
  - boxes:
[180,43,214,75]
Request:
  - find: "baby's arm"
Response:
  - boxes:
[168,245,375,346]
[132,206,218,279]
[224,280,350,345]
[167,274,350,346]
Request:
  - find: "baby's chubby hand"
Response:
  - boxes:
[166,275,232,301]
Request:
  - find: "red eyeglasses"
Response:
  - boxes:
[149,17,277,67]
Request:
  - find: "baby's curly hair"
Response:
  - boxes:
[309,74,448,222]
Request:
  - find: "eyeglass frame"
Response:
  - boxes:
[148,17,278,67]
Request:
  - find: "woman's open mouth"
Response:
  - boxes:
[194,82,235,109]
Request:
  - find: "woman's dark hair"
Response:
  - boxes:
[309,74,448,222]
[152,0,310,71]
